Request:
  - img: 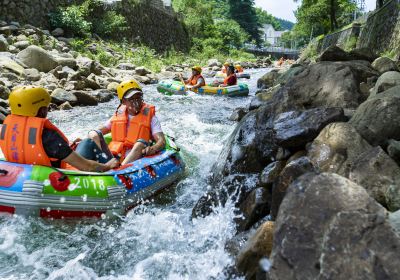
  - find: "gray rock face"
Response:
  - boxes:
[237,187,271,232]
[389,210,400,235]
[260,161,286,188]
[348,48,379,63]
[369,71,400,97]
[270,157,316,220]
[273,107,346,149]
[371,56,399,74]
[308,122,372,177]
[50,88,78,105]
[350,85,400,146]
[388,139,400,165]
[272,61,378,112]
[268,172,400,280]
[229,108,247,122]
[17,45,58,72]
[257,70,279,89]
[349,146,400,210]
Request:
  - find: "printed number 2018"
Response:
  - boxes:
[74,178,106,191]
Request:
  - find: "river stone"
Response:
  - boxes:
[89,89,114,102]
[135,66,151,76]
[0,85,10,100]
[58,101,73,110]
[13,41,30,50]
[307,122,372,177]
[350,85,400,146]
[17,45,58,72]
[270,157,315,220]
[257,69,279,89]
[388,139,400,165]
[0,55,25,75]
[349,146,400,210]
[72,90,98,106]
[50,88,78,105]
[273,107,346,149]
[107,82,119,92]
[369,71,400,97]
[229,108,247,122]
[317,46,353,62]
[271,61,378,112]
[207,59,221,67]
[268,172,399,280]
[23,68,41,81]
[0,35,8,51]
[237,187,271,232]
[260,161,286,188]
[55,57,77,70]
[51,28,64,37]
[116,62,135,70]
[236,221,274,280]
[389,210,400,235]
[371,56,399,74]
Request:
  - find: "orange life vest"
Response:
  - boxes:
[0,115,68,167]
[236,66,244,73]
[109,103,155,160]
[223,74,237,86]
[188,74,205,87]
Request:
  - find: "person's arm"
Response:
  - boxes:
[142,132,166,156]
[191,78,205,90]
[64,151,119,172]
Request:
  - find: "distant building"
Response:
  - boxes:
[261,24,287,46]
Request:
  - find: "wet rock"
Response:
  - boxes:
[237,187,271,232]
[116,62,135,70]
[317,46,352,62]
[0,85,10,99]
[350,85,400,146]
[369,71,400,97]
[50,88,78,105]
[72,90,98,106]
[389,210,400,235]
[229,108,247,122]
[192,174,259,219]
[257,69,279,89]
[286,150,307,164]
[268,172,400,280]
[58,101,73,110]
[236,221,274,279]
[249,85,280,111]
[273,107,346,149]
[17,45,58,72]
[308,122,372,176]
[260,161,286,188]
[270,157,315,220]
[388,139,400,165]
[0,35,8,51]
[371,56,399,74]
[349,146,400,210]
[51,28,64,37]
[89,89,114,102]
[23,68,41,81]
[135,66,151,76]
[272,61,378,111]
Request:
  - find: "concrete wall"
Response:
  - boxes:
[317,23,362,52]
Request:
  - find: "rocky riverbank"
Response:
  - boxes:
[0,21,271,122]
[193,45,400,279]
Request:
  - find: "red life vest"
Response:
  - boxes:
[0,115,68,167]
[223,74,237,86]
[188,74,205,87]
[109,103,155,160]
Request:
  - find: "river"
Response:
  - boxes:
[0,68,268,280]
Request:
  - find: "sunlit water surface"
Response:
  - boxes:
[0,69,269,280]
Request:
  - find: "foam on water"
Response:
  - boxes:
[0,69,270,279]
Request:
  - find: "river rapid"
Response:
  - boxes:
[0,69,268,280]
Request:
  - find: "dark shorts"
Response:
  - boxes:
[75,131,114,163]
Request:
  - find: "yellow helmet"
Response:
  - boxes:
[224,62,231,66]
[192,66,202,73]
[235,64,241,69]
[117,79,142,100]
[9,86,51,117]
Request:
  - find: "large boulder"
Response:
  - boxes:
[317,45,352,62]
[348,48,379,63]
[273,107,346,149]
[50,88,78,105]
[259,161,286,188]
[17,45,58,72]
[271,61,378,112]
[307,122,372,177]
[369,71,400,97]
[371,56,399,74]
[257,70,280,89]
[388,139,400,165]
[268,172,400,280]
[0,55,25,75]
[72,91,99,106]
[349,146,400,210]
[89,89,114,103]
[349,85,400,146]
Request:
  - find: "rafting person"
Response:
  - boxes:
[219,66,237,87]
[221,62,231,74]
[234,64,244,73]
[0,86,118,172]
[76,79,165,165]
[180,66,205,91]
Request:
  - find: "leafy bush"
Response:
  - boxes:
[49,5,92,37]
[93,11,128,37]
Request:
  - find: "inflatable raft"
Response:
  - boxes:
[157,80,249,97]
[0,136,185,218]
[214,71,250,80]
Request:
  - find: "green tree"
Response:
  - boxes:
[255,7,281,30]
[227,0,262,44]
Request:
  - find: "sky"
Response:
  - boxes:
[254,0,377,23]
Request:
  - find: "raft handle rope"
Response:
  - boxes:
[0,169,8,176]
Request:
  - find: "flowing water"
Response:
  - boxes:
[0,69,269,280]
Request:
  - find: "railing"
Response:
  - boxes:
[244,44,300,55]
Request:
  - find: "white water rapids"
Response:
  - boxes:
[0,69,268,280]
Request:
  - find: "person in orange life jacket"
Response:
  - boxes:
[219,66,237,87]
[77,80,165,166]
[0,86,118,172]
[180,66,205,90]
[221,62,231,74]
[234,64,244,73]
